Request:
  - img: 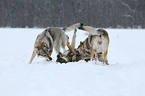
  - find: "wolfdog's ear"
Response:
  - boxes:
[80,23,83,26]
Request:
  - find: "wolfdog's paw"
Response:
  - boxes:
[46,57,52,61]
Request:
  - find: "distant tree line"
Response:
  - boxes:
[0,0,145,28]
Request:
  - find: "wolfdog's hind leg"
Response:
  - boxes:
[54,44,60,54]
[71,29,77,49]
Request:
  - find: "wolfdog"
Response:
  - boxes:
[78,26,110,65]
[29,23,82,64]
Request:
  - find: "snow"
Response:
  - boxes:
[0,28,145,96]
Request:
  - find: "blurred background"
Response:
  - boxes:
[0,0,145,28]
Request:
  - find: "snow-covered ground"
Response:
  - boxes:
[0,28,145,96]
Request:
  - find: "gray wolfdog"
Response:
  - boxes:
[29,23,83,64]
[78,26,110,65]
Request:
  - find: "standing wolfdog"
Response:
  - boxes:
[78,26,110,65]
[29,23,82,64]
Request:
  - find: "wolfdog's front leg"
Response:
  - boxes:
[103,50,109,65]
[90,48,94,61]
[29,50,36,64]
